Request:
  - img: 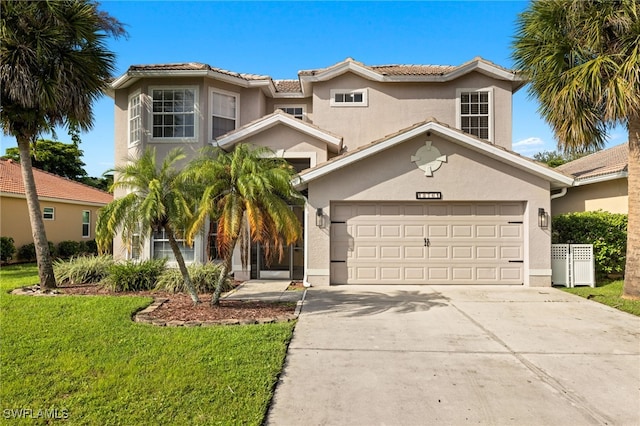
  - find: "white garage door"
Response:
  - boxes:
[330,202,524,285]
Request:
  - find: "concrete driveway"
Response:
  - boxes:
[266,285,640,425]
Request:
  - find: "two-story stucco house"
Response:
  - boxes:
[108,57,573,287]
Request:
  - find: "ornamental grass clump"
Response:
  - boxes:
[155,262,233,294]
[103,259,166,292]
[54,255,115,285]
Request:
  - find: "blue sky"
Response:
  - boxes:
[1,1,627,177]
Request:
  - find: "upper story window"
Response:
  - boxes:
[151,87,196,139]
[330,89,368,107]
[128,91,142,146]
[211,89,238,139]
[457,88,492,141]
[43,207,55,220]
[275,105,305,120]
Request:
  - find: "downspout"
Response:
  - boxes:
[550,187,568,200]
[302,197,312,287]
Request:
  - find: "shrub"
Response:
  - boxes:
[1,237,16,262]
[103,259,167,292]
[79,240,98,256]
[18,242,56,261]
[54,255,115,285]
[552,211,627,276]
[156,262,233,294]
[57,240,81,258]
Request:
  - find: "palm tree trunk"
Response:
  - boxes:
[17,137,56,289]
[212,245,235,306]
[164,226,200,304]
[623,114,640,299]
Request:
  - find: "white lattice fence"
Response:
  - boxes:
[551,244,595,288]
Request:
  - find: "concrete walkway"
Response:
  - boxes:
[223,280,303,303]
[266,285,640,425]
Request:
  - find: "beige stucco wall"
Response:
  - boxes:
[305,133,551,287]
[0,195,104,250]
[310,71,514,152]
[239,125,329,165]
[551,178,628,215]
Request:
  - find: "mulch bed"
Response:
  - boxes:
[13,284,298,324]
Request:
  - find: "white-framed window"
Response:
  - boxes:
[457,88,493,141]
[43,207,55,220]
[152,229,194,263]
[82,210,90,238]
[211,89,239,139]
[330,89,368,107]
[275,105,305,120]
[128,91,142,146]
[150,87,197,140]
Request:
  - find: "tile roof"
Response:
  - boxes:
[274,79,302,93]
[556,143,628,180]
[128,62,270,81]
[0,159,112,205]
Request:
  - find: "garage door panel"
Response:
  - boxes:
[331,202,524,285]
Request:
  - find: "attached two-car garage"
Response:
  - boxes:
[330,202,524,285]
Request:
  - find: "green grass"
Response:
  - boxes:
[562,280,640,316]
[0,264,295,425]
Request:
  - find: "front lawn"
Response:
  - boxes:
[0,264,295,425]
[562,280,640,317]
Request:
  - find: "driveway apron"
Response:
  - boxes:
[266,285,640,425]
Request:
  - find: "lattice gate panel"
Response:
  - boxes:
[551,244,570,287]
[551,244,595,288]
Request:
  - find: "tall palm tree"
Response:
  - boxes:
[96,148,200,304]
[0,1,125,289]
[188,144,303,306]
[513,0,640,299]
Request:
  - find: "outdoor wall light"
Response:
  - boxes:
[538,208,549,229]
[316,208,323,227]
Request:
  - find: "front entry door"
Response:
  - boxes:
[256,205,304,280]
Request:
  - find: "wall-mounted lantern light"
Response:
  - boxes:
[316,208,323,227]
[538,208,549,229]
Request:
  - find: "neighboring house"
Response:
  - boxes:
[0,159,112,250]
[108,57,573,287]
[552,143,628,215]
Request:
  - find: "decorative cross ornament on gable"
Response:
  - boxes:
[411,141,447,176]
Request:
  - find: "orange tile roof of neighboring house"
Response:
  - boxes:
[556,143,628,180]
[0,159,112,205]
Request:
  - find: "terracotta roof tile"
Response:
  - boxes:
[369,64,457,76]
[556,143,628,180]
[128,62,270,81]
[0,159,112,204]
[274,80,302,92]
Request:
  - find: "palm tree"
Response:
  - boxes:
[513,0,640,299]
[0,1,125,289]
[96,148,200,304]
[188,144,303,306]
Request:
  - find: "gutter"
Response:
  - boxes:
[550,188,568,200]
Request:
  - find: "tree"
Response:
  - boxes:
[0,1,125,289]
[3,139,88,180]
[513,0,640,299]
[96,148,201,304]
[533,150,590,168]
[188,145,303,306]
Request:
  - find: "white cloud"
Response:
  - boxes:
[513,137,545,148]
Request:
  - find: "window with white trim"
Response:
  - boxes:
[152,229,194,262]
[275,105,305,120]
[211,89,238,139]
[151,87,196,139]
[330,89,368,107]
[458,89,491,140]
[82,210,90,238]
[128,92,142,146]
[43,207,55,220]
